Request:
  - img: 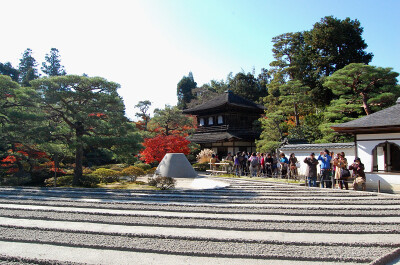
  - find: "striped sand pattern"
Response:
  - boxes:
[0,177,399,265]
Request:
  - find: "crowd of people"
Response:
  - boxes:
[214,149,366,191]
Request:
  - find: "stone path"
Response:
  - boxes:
[0,177,399,265]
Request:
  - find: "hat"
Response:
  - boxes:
[311,152,315,156]
[354,157,361,162]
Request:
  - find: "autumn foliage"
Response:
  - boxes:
[140,135,191,164]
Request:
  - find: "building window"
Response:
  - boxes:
[208,117,214,125]
[199,118,205,126]
[372,142,400,172]
[217,115,223,124]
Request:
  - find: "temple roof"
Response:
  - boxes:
[280,142,355,151]
[187,130,257,144]
[331,98,400,134]
[182,90,265,115]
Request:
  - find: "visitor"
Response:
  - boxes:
[289,153,298,180]
[210,154,219,171]
[265,153,273,178]
[225,152,234,173]
[350,157,366,191]
[249,152,259,177]
[279,153,289,178]
[233,152,241,176]
[260,153,265,176]
[318,149,332,188]
[272,153,278,177]
[240,151,247,176]
[336,152,349,190]
[304,153,318,187]
[332,153,340,189]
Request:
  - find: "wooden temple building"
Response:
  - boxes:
[183,90,265,158]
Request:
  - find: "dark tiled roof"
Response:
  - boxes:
[332,102,400,133]
[280,142,355,151]
[183,90,265,114]
[188,130,257,144]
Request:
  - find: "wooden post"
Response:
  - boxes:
[378,180,381,193]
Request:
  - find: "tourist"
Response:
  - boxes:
[332,153,340,188]
[279,153,289,178]
[260,153,265,176]
[210,154,219,171]
[225,152,233,162]
[304,153,318,187]
[289,153,298,180]
[225,152,234,173]
[272,153,278,177]
[350,157,366,191]
[249,152,259,177]
[233,152,242,176]
[265,153,273,178]
[337,152,349,190]
[318,149,332,188]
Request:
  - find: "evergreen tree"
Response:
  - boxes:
[41,48,67,76]
[30,75,142,185]
[177,72,197,109]
[18,48,39,87]
[135,100,152,130]
[0,62,19,82]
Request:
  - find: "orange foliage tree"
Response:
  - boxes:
[140,135,191,164]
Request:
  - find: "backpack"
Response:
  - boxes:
[251,158,259,167]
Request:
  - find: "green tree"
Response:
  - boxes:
[41,48,67,76]
[134,100,152,130]
[0,62,19,82]
[227,72,266,103]
[148,105,195,136]
[18,48,39,87]
[177,72,197,109]
[30,75,142,185]
[306,16,373,76]
[324,63,400,115]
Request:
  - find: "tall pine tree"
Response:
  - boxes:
[41,48,67,76]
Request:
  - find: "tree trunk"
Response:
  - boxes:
[361,92,372,115]
[73,122,84,186]
[294,103,300,127]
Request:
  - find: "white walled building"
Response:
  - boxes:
[332,99,400,193]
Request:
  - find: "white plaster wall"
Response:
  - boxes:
[366,173,400,193]
[357,133,400,140]
[357,138,400,172]
[279,147,355,176]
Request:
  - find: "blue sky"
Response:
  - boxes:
[1,0,399,119]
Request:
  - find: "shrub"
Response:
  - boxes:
[192,162,209,171]
[196,149,214,164]
[147,176,176,190]
[146,167,157,175]
[120,166,145,182]
[134,162,152,171]
[45,175,74,187]
[80,174,101,188]
[92,168,120,183]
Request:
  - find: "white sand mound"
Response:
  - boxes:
[155,153,197,178]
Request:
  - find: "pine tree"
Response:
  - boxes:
[18,48,39,87]
[41,48,67,76]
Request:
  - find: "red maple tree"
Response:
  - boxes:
[140,135,191,164]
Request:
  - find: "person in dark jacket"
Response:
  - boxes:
[304,153,319,187]
[349,157,366,191]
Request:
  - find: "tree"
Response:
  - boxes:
[324,63,400,115]
[0,62,19,82]
[18,48,39,86]
[306,16,373,76]
[134,100,151,130]
[140,135,191,164]
[41,48,67,76]
[30,75,142,185]
[147,105,195,136]
[177,72,197,109]
[227,72,267,103]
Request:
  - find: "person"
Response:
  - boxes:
[279,153,289,178]
[272,154,279,177]
[304,153,319,187]
[318,149,332,188]
[210,154,219,171]
[336,152,349,190]
[225,152,234,173]
[249,152,259,177]
[233,152,242,176]
[289,153,298,180]
[260,153,265,176]
[225,152,233,162]
[332,153,340,189]
[265,153,273,178]
[350,157,366,191]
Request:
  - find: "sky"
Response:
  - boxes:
[1,0,399,120]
